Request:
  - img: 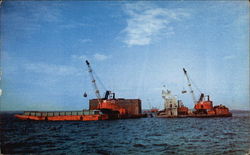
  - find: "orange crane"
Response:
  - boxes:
[183,68,214,113]
[183,68,231,116]
[85,60,127,116]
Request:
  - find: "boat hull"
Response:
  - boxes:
[156,113,232,118]
[15,114,109,121]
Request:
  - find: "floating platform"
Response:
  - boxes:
[15,108,147,121]
[15,110,109,121]
[157,88,232,118]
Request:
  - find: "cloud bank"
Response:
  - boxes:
[71,53,110,62]
[122,2,190,46]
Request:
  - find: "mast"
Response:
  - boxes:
[183,68,196,104]
[85,60,101,106]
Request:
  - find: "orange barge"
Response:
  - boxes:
[15,110,110,121]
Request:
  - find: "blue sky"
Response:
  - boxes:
[1,1,249,111]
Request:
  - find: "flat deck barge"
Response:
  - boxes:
[15,110,109,121]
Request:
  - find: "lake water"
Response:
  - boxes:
[1,111,250,154]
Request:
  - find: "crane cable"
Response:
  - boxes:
[92,70,107,94]
[189,77,202,94]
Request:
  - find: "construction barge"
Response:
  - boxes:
[15,98,145,121]
[157,68,232,118]
[15,60,146,121]
[15,97,145,121]
[157,90,232,118]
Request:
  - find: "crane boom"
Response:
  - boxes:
[183,68,196,104]
[86,60,101,100]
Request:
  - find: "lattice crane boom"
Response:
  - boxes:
[86,60,101,100]
[183,68,196,104]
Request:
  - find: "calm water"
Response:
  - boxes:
[1,111,250,154]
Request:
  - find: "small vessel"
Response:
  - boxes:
[143,108,159,117]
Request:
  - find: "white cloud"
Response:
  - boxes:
[122,2,190,46]
[71,54,87,61]
[71,53,110,62]
[24,63,80,76]
[60,22,88,29]
[94,53,110,61]
[79,39,92,43]
[223,55,235,60]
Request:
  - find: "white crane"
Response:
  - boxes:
[183,68,196,105]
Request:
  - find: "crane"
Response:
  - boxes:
[183,68,196,105]
[85,60,127,115]
[85,59,116,100]
[85,60,102,105]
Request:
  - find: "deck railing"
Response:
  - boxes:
[24,110,99,117]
